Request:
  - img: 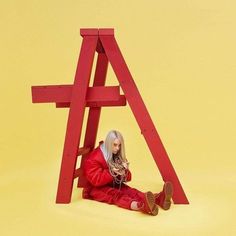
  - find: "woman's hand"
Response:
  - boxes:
[122,162,129,169]
[112,167,126,176]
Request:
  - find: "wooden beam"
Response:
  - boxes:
[55,95,126,108]
[100,34,189,204]
[31,85,121,103]
[56,35,98,203]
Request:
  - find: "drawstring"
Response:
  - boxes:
[111,169,128,191]
[108,154,129,191]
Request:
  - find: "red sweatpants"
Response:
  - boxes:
[86,183,145,210]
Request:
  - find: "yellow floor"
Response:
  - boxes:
[1,157,236,235]
[1,0,236,235]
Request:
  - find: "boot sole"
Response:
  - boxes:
[145,191,159,216]
[162,182,173,210]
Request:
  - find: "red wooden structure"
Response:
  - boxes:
[31,28,189,204]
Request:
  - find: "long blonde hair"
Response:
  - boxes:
[104,130,127,163]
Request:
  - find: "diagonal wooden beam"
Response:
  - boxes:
[78,52,109,187]
[56,35,98,203]
[100,34,189,204]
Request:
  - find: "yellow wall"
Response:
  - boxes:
[1,1,236,235]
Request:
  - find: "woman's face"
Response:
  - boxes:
[112,138,121,154]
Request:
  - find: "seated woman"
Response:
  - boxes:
[82,130,173,216]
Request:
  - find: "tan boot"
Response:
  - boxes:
[155,182,173,210]
[139,191,159,216]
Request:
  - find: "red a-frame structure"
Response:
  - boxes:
[31,28,189,204]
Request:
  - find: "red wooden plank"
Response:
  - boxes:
[100,35,189,204]
[55,95,126,108]
[80,28,98,36]
[31,85,121,103]
[31,85,72,103]
[86,86,120,102]
[99,28,114,35]
[56,35,98,203]
[78,52,109,187]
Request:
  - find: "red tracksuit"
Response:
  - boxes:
[82,145,146,210]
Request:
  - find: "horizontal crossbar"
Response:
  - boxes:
[31,85,123,104]
[73,147,92,179]
[80,28,114,36]
[56,95,126,108]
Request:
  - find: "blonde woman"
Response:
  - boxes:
[82,130,173,216]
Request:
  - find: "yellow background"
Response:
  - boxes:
[1,0,236,235]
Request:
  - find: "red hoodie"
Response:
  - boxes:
[83,145,132,187]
